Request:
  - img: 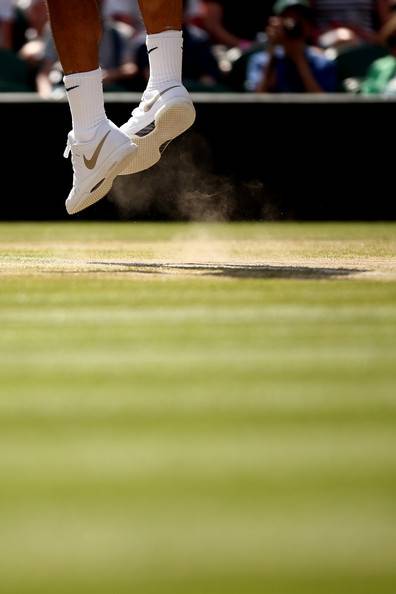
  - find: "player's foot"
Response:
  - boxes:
[119,84,195,176]
[64,120,137,215]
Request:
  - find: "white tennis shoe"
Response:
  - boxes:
[120,84,195,176]
[64,119,137,215]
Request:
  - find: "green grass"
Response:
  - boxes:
[0,222,395,594]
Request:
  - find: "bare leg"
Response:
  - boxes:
[44,0,136,216]
[45,0,101,74]
[138,0,182,34]
[45,1,107,143]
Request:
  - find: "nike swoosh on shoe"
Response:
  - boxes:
[142,85,181,112]
[83,130,111,170]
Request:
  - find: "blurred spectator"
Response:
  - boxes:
[102,0,145,34]
[0,0,44,92]
[103,0,202,31]
[361,15,396,93]
[181,24,226,90]
[314,0,390,45]
[0,0,14,48]
[18,0,48,67]
[249,0,337,92]
[196,0,273,49]
[184,0,201,23]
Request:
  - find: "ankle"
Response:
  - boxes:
[64,68,107,143]
[146,30,183,90]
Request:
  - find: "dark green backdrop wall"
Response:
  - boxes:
[2,95,395,220]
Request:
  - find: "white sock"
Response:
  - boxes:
[63,68,107,143]
[146,30,183,92]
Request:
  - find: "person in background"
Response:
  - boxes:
[102,0,144,34]
[249,0,337,92]
[196,0,273,49]
[184,0,201,23]
[18,0,48,66]
[313,0,389,45]
[361,14,396,93]
[103,0,202,31]
[0,0,15,48]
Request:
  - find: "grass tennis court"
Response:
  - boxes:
[0,222,395,594]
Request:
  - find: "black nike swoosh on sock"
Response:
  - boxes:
[65,85,80,92]
[147,47,158,54]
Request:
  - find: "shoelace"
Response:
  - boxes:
[63,139,71,159]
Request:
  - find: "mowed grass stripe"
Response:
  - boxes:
[0,223,395,594]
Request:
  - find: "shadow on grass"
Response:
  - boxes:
[90,261,364,280]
